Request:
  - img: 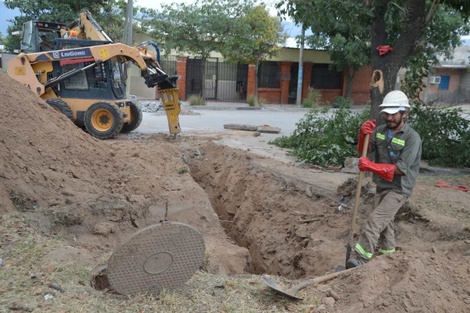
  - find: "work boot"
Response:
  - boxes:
[346,258,364,269]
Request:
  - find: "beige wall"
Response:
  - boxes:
[274,48,332,63]
[425,68,464,104]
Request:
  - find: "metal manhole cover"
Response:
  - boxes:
[107,222,205,295]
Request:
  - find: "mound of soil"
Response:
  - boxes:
[1,70,469,312]
[0,72,247,274]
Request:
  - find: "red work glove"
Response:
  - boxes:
[357,120,376,155]
[358,157,395,182]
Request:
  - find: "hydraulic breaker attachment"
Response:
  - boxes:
[158,76,181,135]
[144,73,178,89]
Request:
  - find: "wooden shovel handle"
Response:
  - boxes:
[349,134,369,245]
[288,267,357,294]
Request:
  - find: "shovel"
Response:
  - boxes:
[342,133,370,269]
[261,267,356,300]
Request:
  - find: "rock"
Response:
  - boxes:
[328,290,341,301]
[257,125,281,133]
[92,222,116,236]
[341,157,359,174]
[322,296,336,308]
[223,124,258,131]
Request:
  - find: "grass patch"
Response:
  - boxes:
[188,94,206,106]
[0,212,324,313]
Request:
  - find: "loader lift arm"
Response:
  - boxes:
[11,11,181,137]
[62,11,113,42]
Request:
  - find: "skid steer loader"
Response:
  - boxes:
[8,12,181,139]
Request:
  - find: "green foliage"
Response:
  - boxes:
[333,96,354,109]
[178,166,188,174]
[220,5,286,65]
[3,0,130,51]
[247,95,257,106]
[140,0,253,58]
[188,94,206,106]
[246,95,264,107]
[302,88,321,108]
[139,0,257,98]
[272,101,470,168]
[401,4,470,101]
[271,107,370,167]
[277,0,370,97]
[407,103,470,167]
[277,0,470,117]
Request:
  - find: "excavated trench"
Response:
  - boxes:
[186,142,365,279]
[186,142,470,279]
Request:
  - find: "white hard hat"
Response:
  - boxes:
[379,90,410,114]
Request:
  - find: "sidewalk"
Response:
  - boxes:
[184,100,311,112]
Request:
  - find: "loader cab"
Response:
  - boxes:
[55,56,128,101]
[21,20,66,53]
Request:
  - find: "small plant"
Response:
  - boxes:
[178,166,188,174]
[247,95,257,106]
[188,94,206,106]
[271,106,370,167]
[246,95,265,107]
[333,96,354,108]
[408,102,470,167]
[302,88,321,108]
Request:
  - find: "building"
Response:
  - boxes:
[128,32,372,105]
[422,45,470,104]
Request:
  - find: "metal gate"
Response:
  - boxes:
[186,57,217,99]
[185,57,248,102]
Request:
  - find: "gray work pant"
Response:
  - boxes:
[355,190,408,260]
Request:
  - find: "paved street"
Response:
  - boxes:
[139,104,311,137]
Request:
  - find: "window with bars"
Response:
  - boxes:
[311,64,342,89]
[258,61,280,88]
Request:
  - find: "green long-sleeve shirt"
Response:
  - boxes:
[367,123,422,196]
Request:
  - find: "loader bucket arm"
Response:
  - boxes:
[135,47,181,135]
[62,11,112,42]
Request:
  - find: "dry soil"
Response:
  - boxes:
[1,71,470,312]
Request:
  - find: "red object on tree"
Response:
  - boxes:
[377,45,393,56]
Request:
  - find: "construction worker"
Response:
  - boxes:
[40,35,54,51]
[346,90,422,268]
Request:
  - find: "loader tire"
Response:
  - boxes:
[45,98,73,121]
[120,102,143,133]
[84,102,123,139]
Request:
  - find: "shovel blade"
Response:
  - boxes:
[261,276,303,300]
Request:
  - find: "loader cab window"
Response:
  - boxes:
[63,63,89,90]
[21,21,36,53]
[110,58,126,98]
[21,20,65,52]
[39,34,54,51]
[91,63,109,89]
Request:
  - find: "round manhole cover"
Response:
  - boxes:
[107,222,205,295]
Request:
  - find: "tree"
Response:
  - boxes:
[277,0,470,120]
[3,0,129,51]
[139,0,257,98]
[220,5,286,100]
[278,1,370,98]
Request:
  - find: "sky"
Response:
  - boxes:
[0,1,20,36]
[0,0,305,39]
[1,0,467,45]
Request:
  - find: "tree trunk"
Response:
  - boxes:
[200,56,206,98]
[344,68,355,98]
[369,0,426,124]
[254,59,260,100]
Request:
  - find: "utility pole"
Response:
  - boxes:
[296,25,305,106]
[124,0,133,45]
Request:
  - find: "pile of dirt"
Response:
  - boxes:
[1,70,470,312]
[0,72,247,274]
